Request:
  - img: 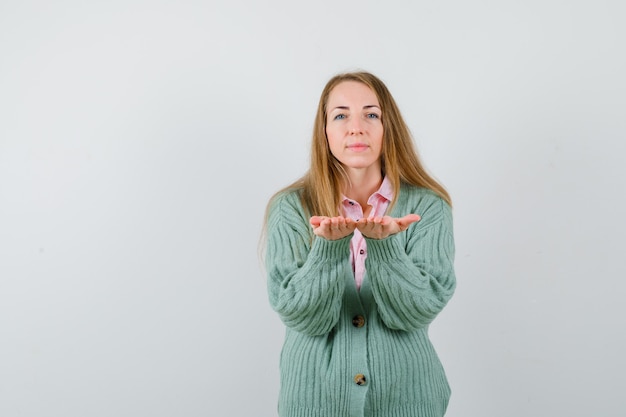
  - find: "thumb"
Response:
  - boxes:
[310,216,324,227]
[397,214,421,230]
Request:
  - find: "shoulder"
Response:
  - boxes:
[397,183,449,209]
[395,183,452,227]
[269,187,304,212]
[267,187,309,228]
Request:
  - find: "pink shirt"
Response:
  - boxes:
[341,177,394,290]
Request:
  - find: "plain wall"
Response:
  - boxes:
[1,1,625,416]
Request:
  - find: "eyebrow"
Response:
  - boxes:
[329,105,381,112]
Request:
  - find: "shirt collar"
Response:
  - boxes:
[374,175,394,202]
[341,175,394,205]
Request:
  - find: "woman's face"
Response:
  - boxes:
[325,81,384,175]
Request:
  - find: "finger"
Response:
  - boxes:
[356,218,373,233]
[397,214,421,229]
[408,214,421,222]
[341,217,355,228]
[361,217,376,226]
[402,214,421,224]
[310,216,327,227]
[380,216,393,226]
[315,218,330,232]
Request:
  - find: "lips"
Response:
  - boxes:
[347,143,369,152]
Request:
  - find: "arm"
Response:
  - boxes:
[365,197,456,331]
[265,193,350,336]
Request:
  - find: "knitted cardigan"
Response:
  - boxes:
[265,183,456,417]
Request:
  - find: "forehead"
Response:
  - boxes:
[327,81,379,106]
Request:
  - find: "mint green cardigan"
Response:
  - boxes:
[265,183,456,417]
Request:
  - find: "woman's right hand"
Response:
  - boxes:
[309,216,357,241]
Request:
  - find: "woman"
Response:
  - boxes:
[263,71,456,417]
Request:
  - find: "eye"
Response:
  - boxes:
[333,113,347,120]
[366,113,380,119]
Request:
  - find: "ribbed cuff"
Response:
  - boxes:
[363,234,405,261]
[308,233,352,261]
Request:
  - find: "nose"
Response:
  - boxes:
[349,118,363,135]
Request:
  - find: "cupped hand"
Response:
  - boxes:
[310,216,357,241]
[356,214,421,240]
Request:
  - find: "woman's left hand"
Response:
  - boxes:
[356,214,421,240]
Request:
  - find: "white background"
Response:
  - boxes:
[1,1,625,416]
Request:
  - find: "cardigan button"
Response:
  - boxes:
[354,374,367,386]
[352,315,365,328]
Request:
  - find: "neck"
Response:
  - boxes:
[343,168,383,209]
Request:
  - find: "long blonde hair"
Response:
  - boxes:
[269,71,451,219]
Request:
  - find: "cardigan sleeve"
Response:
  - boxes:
[265,192,350,336]
[364,195,456,331]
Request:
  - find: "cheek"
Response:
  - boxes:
[325,127,340,146]
[373,128,384,147]
[327,140,342,158]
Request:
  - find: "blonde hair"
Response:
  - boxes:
[269,71,451,218]
[258,71,451,263]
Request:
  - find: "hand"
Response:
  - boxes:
[310,216,357,241]
[356,214,421,240]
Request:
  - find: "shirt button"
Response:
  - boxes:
[352,315,365,328]
[359,249,365,255]
[354,374,367,386]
